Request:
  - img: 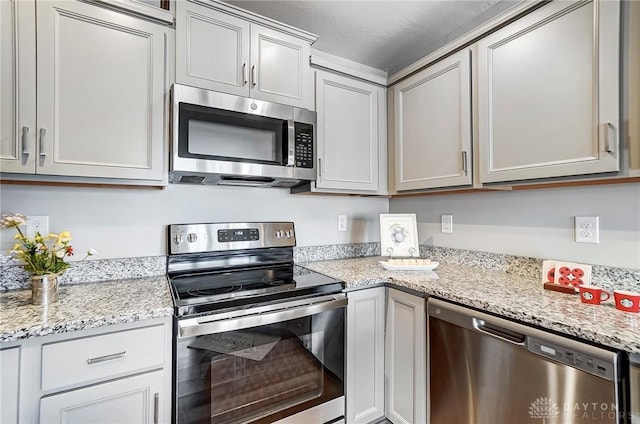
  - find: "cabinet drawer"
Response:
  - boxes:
[41,324,166,391]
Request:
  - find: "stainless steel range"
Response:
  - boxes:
[167,222,346,424]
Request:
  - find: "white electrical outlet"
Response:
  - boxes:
[575,216,599,243]
[26,216,49,238]
[338,215,347,232]
[441,214,453,233]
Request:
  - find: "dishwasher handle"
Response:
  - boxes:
[473,318,526,345]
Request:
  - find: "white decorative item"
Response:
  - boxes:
[379,214,419,257]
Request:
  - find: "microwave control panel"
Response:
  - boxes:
[294,123,313,168]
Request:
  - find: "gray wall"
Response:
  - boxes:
[0,184,388,259]
[3,182,639,269]
[390,183,640,269]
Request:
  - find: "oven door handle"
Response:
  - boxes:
[178,294,347,338]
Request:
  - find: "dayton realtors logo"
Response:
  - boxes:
[528,396,621,422]
[529,397,560,423]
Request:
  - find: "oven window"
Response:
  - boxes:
[175,308,344,423]
[178,102,287,165]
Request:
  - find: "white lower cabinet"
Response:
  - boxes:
[346,287,426,424]
[385,288,426,424]
[0,347,21,424]
[40,371,164,424]
[346,287,386,423]
[0,317,171,424]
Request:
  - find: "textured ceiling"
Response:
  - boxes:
[225,0,517,75]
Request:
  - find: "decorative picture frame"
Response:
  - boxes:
[379,213,419,257]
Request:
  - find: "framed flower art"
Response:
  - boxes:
[379,213,419,257]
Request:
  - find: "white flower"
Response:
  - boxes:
[55,249,65,258]
[87,248,98,256]
[0,213,28,228]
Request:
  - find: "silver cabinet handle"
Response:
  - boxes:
[251,65,256,87]
[461,151,468,174]
[86,351,127,364]
[242,63,247,86]
[601,122,616,154]
[21,126,30,157]
[39,128,46,158]
[153,392,159,424]
[286,119,295,167]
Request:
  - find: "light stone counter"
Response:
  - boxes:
[302,257,640,354]
[0,275,173,343]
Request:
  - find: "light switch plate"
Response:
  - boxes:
[441,215,453,233]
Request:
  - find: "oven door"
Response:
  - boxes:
[174,294,347,424]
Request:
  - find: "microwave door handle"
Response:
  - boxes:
[287,119,295,167]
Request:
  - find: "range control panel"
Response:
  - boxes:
[528,337,616,381]
[217,228,259,242]
[169,222,296,254]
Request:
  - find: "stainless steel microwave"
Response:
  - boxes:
[170,84,316,188]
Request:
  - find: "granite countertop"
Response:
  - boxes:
[302,257,640,354]
[0,275,173,343]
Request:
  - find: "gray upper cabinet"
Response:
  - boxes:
[176,0,314,110]
[314,69,386,194]
[1,0,169,183]
[393,49,472,191]
[477,0,620,183]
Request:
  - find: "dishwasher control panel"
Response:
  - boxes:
[528,337,616,380]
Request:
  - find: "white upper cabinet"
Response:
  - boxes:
[314,69,386,193]
[393,49,472,191]
[36,0,168,181]
[477,0,620,183]
[0,0,169,183]
[0,0,36,174]
[176,2,249,97]
[176,0,314,110]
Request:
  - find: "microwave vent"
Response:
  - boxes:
[178,175,207,184]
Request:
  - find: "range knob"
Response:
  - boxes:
[186,232,198,243]
[275,230,284,239]
[173,233,184,244]
[285,230,293,238]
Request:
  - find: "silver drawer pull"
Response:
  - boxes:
[86,351,127,365]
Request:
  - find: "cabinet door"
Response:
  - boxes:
[478,0,620,183]
[346,287,386,423]
[175,1,250,97]
[40,370,164,424]
[250,24,311,109]
[0,0,36,174]
[0,347,20,424]
[394,49,472,191]
[35,1,167,181]
[315,70,384,193]
[385,288,426,424]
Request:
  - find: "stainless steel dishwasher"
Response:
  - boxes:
[428,298,629,424]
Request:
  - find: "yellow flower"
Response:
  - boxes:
[58,231,72,244]
[47,233,59,239]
